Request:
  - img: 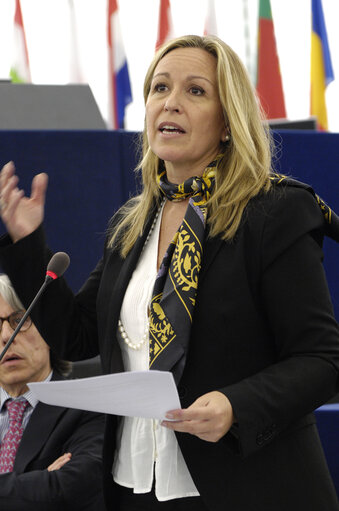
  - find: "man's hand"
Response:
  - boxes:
[47,452,72,472]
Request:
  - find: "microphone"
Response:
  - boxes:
[0,252,70,362]
[46,252,70,282]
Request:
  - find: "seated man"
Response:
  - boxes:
[0,275,106,511]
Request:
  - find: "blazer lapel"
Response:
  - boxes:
[102,211,156,373]
[13,371,67,472]
[198,230,225,284]
[14,402,66,473]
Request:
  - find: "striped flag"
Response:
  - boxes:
[204,0,218,36]
[311,0,334,130]
[10,0,31,83]
[256,0,286,119]
[107,0,132,129]
[155,0,173,51]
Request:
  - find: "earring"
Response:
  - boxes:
[222,127,231,142]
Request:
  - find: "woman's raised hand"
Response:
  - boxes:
[0,161,48,243]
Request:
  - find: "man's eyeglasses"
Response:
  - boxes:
[0,311,32,333]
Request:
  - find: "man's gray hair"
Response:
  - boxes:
[0,274,72,377]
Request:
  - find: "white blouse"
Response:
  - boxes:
[112,203,199,501]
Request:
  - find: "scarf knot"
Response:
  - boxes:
[157,157,221,204]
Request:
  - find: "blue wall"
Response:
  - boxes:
[0,129,338,318]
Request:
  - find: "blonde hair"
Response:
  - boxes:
[108,34,272,257]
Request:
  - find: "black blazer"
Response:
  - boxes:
[1,183,339,511]
[0,372,106,511]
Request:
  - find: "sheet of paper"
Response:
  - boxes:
[28,370,181,420]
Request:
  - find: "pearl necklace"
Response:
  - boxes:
[118,319,149,351]
[143,197,165,251]
[118,198,165,351]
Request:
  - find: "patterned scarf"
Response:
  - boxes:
[270,173,339,242]
[148,155,222,384]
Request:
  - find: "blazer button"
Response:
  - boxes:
[263,430,272,441]
[178,385,187,398]
[256,433,264,446]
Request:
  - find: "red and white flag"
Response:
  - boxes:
[204,0,218,36]
[10,0,31,83]
[107,0,132,129]
[155,0,174,51]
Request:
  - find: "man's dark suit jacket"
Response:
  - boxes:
[0,372,106,511]
[1,183,339,511]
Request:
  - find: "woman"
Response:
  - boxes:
[0,35,338,511]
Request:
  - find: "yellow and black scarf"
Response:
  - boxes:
[270,173,339,242]
[148,156,221,383]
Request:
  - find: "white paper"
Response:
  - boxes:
[28,370,181,420]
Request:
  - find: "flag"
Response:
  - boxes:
[204,0,217,36]
[155,0,173,51]
[107,0,132,129]
[311,0,334,130]
[68,0,84,83]
[256,0,286,119]
[10,0,31,83]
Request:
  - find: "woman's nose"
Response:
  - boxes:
[164,90,181,113]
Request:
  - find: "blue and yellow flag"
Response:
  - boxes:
[311,0,334,130]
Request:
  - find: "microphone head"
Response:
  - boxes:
[46,252,70,279]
